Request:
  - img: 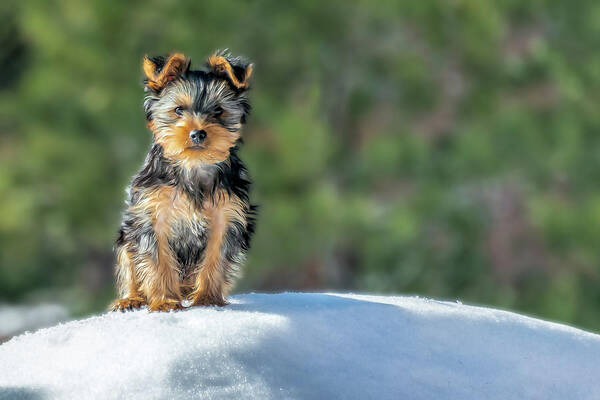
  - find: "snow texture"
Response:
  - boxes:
[0,292,599,400]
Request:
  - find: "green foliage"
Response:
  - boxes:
[1,0,600,330]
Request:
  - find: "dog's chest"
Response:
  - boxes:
[168,198,210,274]
[148,185,210,272]
[169,216,208,274]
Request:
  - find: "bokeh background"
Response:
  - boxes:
[1,1,600,333]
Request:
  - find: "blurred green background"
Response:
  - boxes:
[1,0,600,331]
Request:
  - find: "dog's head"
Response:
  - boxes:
[142,51,252,167]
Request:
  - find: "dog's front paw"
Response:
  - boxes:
[190,294,228,307]
[148,300,183,312]
[111,297,146,312]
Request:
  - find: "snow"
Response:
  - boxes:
[0,292,599,399]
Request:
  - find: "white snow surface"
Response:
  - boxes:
[0,292,599,400]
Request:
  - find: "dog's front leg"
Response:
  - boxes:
[189,204,230,307]
[140,223,183,312]
[111,243,147,311]
[111,212,182,312]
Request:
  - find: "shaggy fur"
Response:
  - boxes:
[111,51,256,311]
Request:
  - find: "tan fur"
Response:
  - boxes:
[144,186,184,311]
[207,54,253,89]
[111,245,146,310]
[188,191,248,306]
[143,53,190,91]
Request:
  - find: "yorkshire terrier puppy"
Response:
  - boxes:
[111,51,256,311]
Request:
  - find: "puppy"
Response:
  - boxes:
[111,51,256,311]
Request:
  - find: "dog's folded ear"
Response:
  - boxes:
[143,53,190,92]
[207,50,253,91]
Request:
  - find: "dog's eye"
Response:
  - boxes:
[174,106,184,116]
[213,106,223,117]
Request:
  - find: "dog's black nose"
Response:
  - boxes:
[189,129,207,144]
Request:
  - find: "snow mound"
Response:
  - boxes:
[0,293,599,400]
